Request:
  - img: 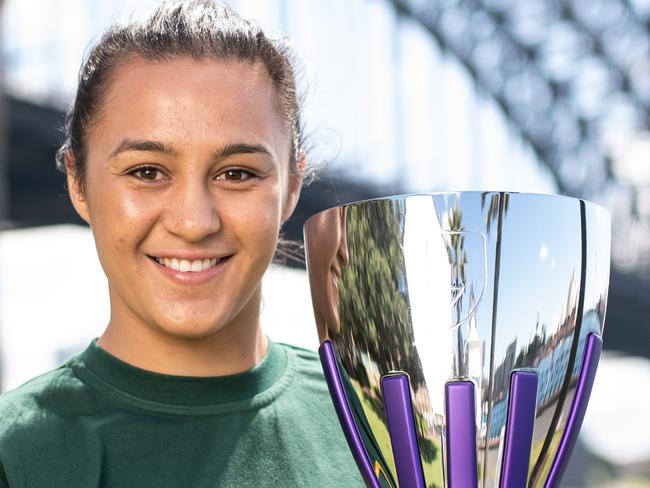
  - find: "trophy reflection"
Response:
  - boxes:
[305,205,349,340]
[304,193,610,488]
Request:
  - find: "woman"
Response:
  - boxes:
[0,1,364,486]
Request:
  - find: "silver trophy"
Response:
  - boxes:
[304,192,610,488]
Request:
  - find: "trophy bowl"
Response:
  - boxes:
[303,192,610,488]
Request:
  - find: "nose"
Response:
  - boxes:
[162,179,221,242]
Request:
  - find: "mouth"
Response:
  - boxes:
[147,255,231,273]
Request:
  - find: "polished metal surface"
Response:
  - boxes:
[304,192,610,488]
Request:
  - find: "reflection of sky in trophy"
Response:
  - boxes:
[494,201,583,362]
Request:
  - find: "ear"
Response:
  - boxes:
[281,157,305,223]
[64,152,91,225]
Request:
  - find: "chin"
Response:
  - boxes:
[154,318,229,341]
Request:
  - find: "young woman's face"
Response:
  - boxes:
[68,56,301,339]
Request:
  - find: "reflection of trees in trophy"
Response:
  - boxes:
[337,199,421,386]
[335,200,439,465]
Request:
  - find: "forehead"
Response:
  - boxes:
[87,55,290,160]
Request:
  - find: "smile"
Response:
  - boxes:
[151,256,223,272]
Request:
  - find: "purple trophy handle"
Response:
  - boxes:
[445,381,479,488]
[320,336,602,488]
[545,333,603,487]
[381,373,427,488]
[500,371,539,488]
[319,340,381,488]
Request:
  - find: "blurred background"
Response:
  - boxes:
[0,0,648,486]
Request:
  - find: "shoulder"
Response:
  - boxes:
[0,362,90,443]
[275,343,334,403]
[0,365,72,420]
[279,343,320,364]
[278,343,325,381]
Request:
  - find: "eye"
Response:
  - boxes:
[215,168,256,183]
[128,166,166,182]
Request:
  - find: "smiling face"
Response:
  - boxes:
[67,56,302,342]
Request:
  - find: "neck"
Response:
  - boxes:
[98,291,268,377]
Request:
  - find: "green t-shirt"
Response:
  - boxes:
[0,339,364,487]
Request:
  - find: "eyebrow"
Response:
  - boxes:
[108,139,273,161]
[109,139,175,159]
[213,143,273,161]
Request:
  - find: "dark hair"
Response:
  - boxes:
[56,0,305,193]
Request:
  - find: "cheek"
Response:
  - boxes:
[228,187,283,256]
[86,185,159,259]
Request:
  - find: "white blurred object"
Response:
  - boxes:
[0,225,316,392]
[609,131,650,186]
[581,352,650,465]
[0,225,108,391]
[262,264,318,351]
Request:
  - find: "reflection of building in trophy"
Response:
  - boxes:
[534,310,601,410]
[515,271,581,410]
[488,339,517,439]
[493,340,518,402]
[486,271,589,445]
[488,397,508,440]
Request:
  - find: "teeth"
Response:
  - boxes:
[153,256,222,272]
